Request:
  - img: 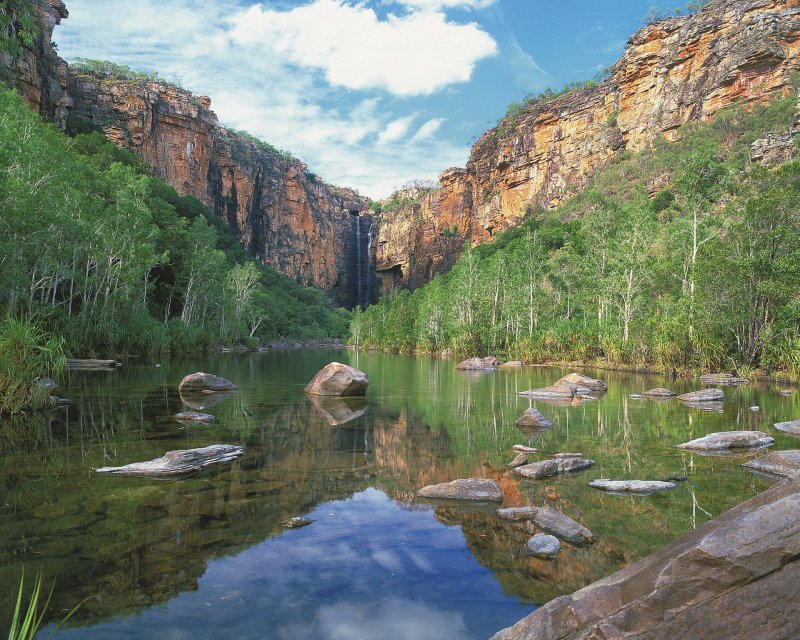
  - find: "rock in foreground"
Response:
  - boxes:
[96,444,243,477]
[178,372,238,393]
[416,478,503,502]
[774,420,800,436]
[491,477,800,640]
[589,479,676,495]
[455,356,501,370]
[743,451,800,478]
[515,408,552,429]
[514,457,595,479]
[304,362,369,396]
[524,534,561,559]
[675,431,773,451]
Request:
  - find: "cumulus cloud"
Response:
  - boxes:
[228,0,497,96]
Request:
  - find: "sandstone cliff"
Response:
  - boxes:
[376,0,800,293]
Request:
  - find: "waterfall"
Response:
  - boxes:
[355,215,362,308]
[365,221,374,306]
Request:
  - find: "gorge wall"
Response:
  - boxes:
[375,0,800,293]
[1,0,376,308]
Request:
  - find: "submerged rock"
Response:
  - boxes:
[774,420,800,436]
[555,372,607,391]
[677,388,724,403]
[173,411,215,424]
[589,479,676,495]
[524,534,561,559]
[743,451,800,478]
[515,408,553,429]
[455,356,500,371]
[281,517,313,529]
[675,431,774,451]
[178,372,238,393]
[416,478,503,502]
[514,457,595,479]
[642,387,676,398]
[95,444,243,477]
[304,362,369,396]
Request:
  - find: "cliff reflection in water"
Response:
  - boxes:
[0,350,795,637]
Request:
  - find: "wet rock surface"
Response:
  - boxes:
[304,362,369,396]
[95,445,244,477]
[675,431,774,451]
[416,478,504,502]
[178,372,238,393]
[524,534,561,559]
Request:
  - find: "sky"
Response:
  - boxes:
[56,0,682,199]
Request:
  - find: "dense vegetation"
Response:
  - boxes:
[351,96,800,378]
[0,86,350,362]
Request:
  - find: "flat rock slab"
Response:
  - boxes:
[179,372,238,393]
[455,356,500,370]
[743,450,800,478]
[498,506,594,546]
[524,534,561,559]
[677,388,724,403]
[96,444,243,477]
[699,372,750,385]
[589,479,677,495]
[173,411,215,424]
[643,387,676,397]
[491,477,800,640]
[416,478,503,502]
[514,457,595,479]
[774,420,800,436]
[556,372,607,391]
[515,408,552,429]
[675,431,774,451]
[518,384,576,399]
[304,362,369,396]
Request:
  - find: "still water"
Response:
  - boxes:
[1,350,798,639]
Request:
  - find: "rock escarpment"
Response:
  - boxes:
[376,0,800,293]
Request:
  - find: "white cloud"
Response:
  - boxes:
[228,0,497,96]
[56,0,487,197]
[396,0,497,10]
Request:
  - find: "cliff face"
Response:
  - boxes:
[68,73,373,307]
[376,0,800,293]
[0,0,71,127]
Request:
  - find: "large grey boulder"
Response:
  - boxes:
[304,362,368,396]
[95,445,243,477]
[743,450,800,478]
[497,506,594,546]
[491,477,800,640]
[675,431,773,451]
[589,479,676,495]
[524,534,561,559]
[178,372,238,393]
[514,457,595,479]
[774,420,800,436]
[515,408,553,429]
[455,356,500,370]
[416,478,503,502]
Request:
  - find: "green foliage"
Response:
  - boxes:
[0,86,348,358]
[8,569,86,640]
[70,58,163,83]
[0,314,66,415]
[0,0,38,58]
[351,95,800,376]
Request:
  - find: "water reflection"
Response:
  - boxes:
[0,351,797,638]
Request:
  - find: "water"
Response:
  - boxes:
[1,350,798,638]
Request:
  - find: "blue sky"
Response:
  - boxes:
[57,0,682,198]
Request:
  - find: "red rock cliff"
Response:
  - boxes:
[376,0,800,293]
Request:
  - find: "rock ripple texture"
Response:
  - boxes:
[96,445,243,477]
[416,478,503,502]
[178,372,238,393]
[513,457,595,479]
[589,479,677,494]
[491,476,800,640]
[675,431,774,451]
[304,362,369,396]
[455,356,500,370]
[524,534,561,559]
[743,451,800,478]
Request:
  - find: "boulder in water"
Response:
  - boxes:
[524,534,561,559]
[555,372,607,391]
[743,450,800,478]
[589,479,677,495]
[304,362,369,396]
[514,456,595,479]
[95,444,243,477]
[455,356,500,371]
[178,372,238,393]
[417,478,503,502]
[677,388,724,403]
[675,431,773,451]
[515,407,552,429]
